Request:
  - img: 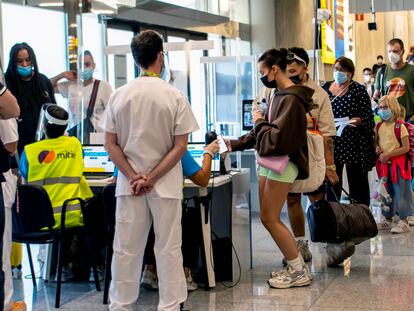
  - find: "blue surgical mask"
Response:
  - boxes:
[333,71,349,85]
[17,65,32,78]
[80,68,94,81]
[378,108,392,121]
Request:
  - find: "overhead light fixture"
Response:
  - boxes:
[38,2,64,7]
[91,9,116,14]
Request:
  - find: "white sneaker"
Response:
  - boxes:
[12,268,22,279]
[407,216,414,226]
[391,220,410,234]
[268,265,312,289]
[185,274,197,291]
[89,267,104,282]
[141,270,158,290]
[55,266,74,283]
[377,219,392,231]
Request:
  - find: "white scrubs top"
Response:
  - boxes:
[102,76,199,199]
[58,79,113,132]
[0,118,18,208]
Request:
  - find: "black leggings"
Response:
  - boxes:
[326,162,371,206]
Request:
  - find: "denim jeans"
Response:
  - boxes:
[385,167,414,220]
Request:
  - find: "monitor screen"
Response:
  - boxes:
[242,99,253,131]
[187,143,221,172]
[82,145,115,173]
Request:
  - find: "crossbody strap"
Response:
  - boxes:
[87,79,100,119]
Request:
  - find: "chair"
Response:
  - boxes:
[12,184,101,308]
[101,183,116,305]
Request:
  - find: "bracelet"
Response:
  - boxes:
[203,150,214,158]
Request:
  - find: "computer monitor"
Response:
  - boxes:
[82,145,115,174]
[242,99,253,131]
[187,143,221,172]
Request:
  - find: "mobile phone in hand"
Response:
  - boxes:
[217,134,228,154]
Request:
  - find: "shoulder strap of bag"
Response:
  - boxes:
[379,65,388,96]
[394,120,403,142]
[87,79,100,119]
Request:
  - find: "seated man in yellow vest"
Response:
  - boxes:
[18,104,93,281]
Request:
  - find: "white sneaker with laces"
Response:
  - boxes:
[268,265,312,289]
[407,216,414,226]
[377,219,392,231]
[141,270,158,290]
[185,274,197,291]
[12,268,22,280]
[391,220,410,234]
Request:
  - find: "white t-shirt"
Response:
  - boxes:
[57,79,113,132]
[0,118,18,208]
[102,77,199,199]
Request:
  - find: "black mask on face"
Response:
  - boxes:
[289,74,302,84]
[260,75,277,89]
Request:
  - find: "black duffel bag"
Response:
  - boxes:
[307,184,378,244]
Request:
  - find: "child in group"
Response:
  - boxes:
[375,95,414,233]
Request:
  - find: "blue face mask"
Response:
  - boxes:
[378,108,392,121]
[17,65,32,78]
[333,71,349,85]
[80,68,94,81]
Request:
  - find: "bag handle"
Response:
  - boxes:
[327,182,357,204]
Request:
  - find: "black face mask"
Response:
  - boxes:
[289,74,302,84]
[260,75,277,89]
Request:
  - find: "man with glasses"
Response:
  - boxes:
[283,47,338,263]
[103,30,199,311]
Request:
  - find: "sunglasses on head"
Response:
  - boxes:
[286,52,306,65]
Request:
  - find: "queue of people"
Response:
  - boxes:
[1,31,414,311]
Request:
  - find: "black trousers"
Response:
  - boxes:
[326,162,371,206]
[0,183,5,311]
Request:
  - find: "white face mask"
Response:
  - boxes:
[388,52,401,64]
[363,74,372,83]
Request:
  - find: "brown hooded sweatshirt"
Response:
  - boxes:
[231,85,314,180]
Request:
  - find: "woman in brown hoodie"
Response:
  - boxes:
[228,49,314,289]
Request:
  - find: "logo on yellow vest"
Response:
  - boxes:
[38,150,76,164]
[38,150,56,164]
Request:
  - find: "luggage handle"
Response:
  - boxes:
[327,182,357,204]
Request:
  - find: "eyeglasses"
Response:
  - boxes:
[286,52,307,65]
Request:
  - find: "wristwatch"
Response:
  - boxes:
[326,164,336,171]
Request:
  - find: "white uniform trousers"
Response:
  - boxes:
[109,194,187,311]
[2,171,17,311]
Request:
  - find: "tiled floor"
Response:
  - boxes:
[11,207,414,310]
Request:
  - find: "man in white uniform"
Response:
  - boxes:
[103,30,199,311]
[50,51,112,133]
[0,118,26,311]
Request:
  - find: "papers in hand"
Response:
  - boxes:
[334,117,357,136]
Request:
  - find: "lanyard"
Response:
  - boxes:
[140,70,159,78]
[331,81,355,103]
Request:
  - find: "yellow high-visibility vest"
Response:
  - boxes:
[25,136,93,229]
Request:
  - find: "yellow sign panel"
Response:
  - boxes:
[321,0,336,64]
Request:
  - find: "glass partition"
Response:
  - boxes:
[201,55,257,138]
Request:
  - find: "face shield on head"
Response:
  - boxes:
[35,104,69,140]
